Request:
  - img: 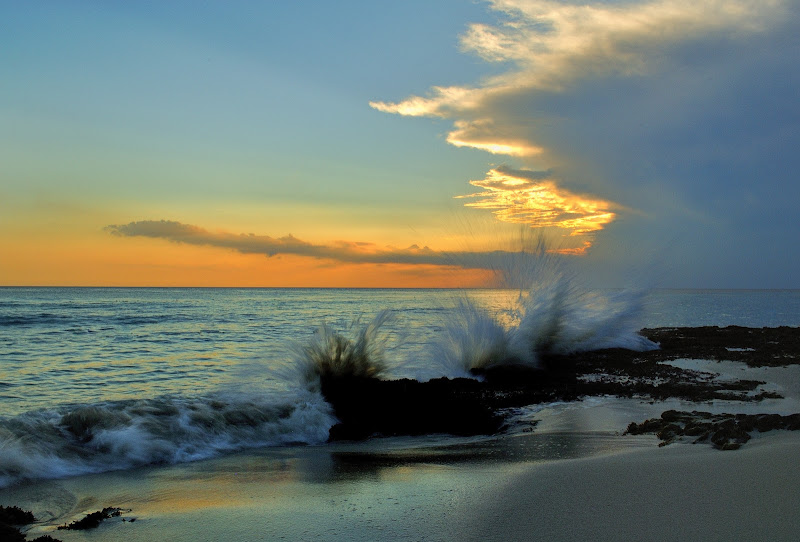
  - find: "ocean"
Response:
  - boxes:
[1,287,799,489]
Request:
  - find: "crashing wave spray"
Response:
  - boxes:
[0,391,335,488]
[434,233,658,375]
[293,310,395,389]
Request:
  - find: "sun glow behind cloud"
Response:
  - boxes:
[370,0,788,256]
[3,1,796,288]
[458,167,617,254]
[445,120,542,156]
[102,219,558,283]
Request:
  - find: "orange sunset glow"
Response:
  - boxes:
[2,0,796,288]
[2,231,493,288]
[457,167,618,254]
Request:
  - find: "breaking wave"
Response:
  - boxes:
[0,238,660,487]
[433,236,658,375]
[293,310,395,389]
[0,391,334,488]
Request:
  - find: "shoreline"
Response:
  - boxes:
[320,326,800,441]
[5,430,800,541]
[3,325,800,540]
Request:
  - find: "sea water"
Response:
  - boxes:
[1,287,798,487]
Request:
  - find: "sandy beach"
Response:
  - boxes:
[5,414,799,541]
[472,432,800,541]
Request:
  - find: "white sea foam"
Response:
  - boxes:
[0,390,335,488]
[431,236,658,375]
[289,310,397,389]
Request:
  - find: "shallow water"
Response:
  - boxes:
[3,287,796,416]
[1,287,798,488]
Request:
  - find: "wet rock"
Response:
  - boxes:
[639,326,800,367]
[321,376,505,441]
[656,423,682,441]
[58,507,122,531]
[0,522,26,542]
[0,506,63,542]
[0,506,35,526]
[321,326,800,442]
[625,411,800,450]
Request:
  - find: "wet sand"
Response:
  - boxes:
[4,431,799,541]
[469,432,800,541]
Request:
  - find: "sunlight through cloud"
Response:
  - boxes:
[446,119,542,156]
[458,167,617,253]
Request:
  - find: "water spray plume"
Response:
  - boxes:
[295,310,394,388]
[433,299,512,377]
[435,231,657,375]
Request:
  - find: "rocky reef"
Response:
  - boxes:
[321,326,800,445]
[0,505,62,542]
[57,507,125,531]
[625,410,800,450]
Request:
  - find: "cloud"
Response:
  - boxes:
[446,119,542,156]
[370,0,800,286]
[457,166,618,253]
[106,219,567,271]
[371,0,786,123]
[368,0,790,171]
[370,0,788,163]
[370,0,788,238]
[106,220,451,265]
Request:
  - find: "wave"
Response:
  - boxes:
[0,313,72,327]
[0,312,198,328]
[432,238,658,375]
[0,237,662,486]
[292,310,395,388]
[0,391,335,488]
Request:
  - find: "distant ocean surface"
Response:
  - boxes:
[1,287,798,487]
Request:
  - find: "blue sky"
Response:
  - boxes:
[1,1,798,287]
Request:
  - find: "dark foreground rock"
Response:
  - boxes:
[321,326,800,443]
[0,504,131,541]
[322,357,578,441]
[0,506,35,526]
[0,506,62,542]
[57,507,123,531]
[625,410,800,450]
[322,376,503,441]
[640,326,800,367]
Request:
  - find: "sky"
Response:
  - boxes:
[1,0,798,288]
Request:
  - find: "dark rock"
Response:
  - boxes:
[0,522,26,542]
[321,375,504,441]
[625,411,799,450]
[754,414,783,432]
[0,506,35,526]
[58,507,122,531]
[683,421,708,436]
[0,505,64,542]
[660,410,683,422]
[320,326,800,443]
[656,423,681,441]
